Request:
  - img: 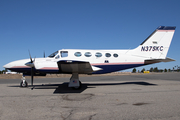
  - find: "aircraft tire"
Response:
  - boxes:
[72,81,82,90]
[20,81,28,87]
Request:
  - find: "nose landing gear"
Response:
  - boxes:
[20,76,28,87]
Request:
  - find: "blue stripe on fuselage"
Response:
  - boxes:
[92,63,144,74]
[8,68,32,73]
[8,67,59,74]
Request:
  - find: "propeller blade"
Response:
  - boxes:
[28,50,33,63]
[26,50,36,68]
[28,50,35,89]
[34,56,36,62]
[31,67,34,87]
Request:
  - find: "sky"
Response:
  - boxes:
[1,0,180,72]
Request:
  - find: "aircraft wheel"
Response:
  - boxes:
[20,81,28,87]
[72,81,82,90]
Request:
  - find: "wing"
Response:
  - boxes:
[57,60,102,74]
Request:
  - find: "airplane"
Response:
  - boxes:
[3,26,176,90]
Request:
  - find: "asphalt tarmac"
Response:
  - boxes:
[0,72,180,120]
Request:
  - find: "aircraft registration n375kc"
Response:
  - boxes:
[3,26,176,90]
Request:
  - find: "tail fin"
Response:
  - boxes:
[133,26,176,59]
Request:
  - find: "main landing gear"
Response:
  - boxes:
[68,73,82,90]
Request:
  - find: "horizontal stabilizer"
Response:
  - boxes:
[145,57,175,65]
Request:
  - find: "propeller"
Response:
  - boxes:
[25,50,36,89]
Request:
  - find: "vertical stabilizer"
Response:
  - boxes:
[133,26,176,59]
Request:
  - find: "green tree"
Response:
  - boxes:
[168,69,171,72]
[132,68,136,73]
[177,66,179,72]
[141,68,145,73]
[164,68,167,72]
[0,69,7,74]
[150,67,154,72]
[153,67,158,72]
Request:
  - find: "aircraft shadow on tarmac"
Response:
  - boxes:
[8,81,157,94]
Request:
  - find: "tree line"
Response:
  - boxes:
[0,70,7,74]
[132,67,180,73]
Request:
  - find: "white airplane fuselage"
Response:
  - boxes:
[4,49,145,74]
[3,26,176,89]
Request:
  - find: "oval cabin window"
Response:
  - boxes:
[84,52,92,57]
[74,52,82,57]
[105,53,111,57]
[113,53,118,58]
[95,52,102,57]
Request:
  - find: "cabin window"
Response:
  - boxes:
[84,52,92,57]
[105,53,111,57]
[113,53,118,58]
[48,51,58,58]
[74,52,82,57]
[55,55,60,59]
[95,52,102,57]
[61,51,68,57]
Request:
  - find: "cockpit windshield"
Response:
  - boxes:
[48,51,58,58]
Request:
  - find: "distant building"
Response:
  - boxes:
[4,72,18,74]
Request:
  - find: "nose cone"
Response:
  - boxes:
[25,62,34,67]
[3,59,30,69]
[3,62,13,69]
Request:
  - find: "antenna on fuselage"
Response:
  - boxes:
[44,51,45,58]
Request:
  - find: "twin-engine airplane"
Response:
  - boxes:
[3,26,176,89]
